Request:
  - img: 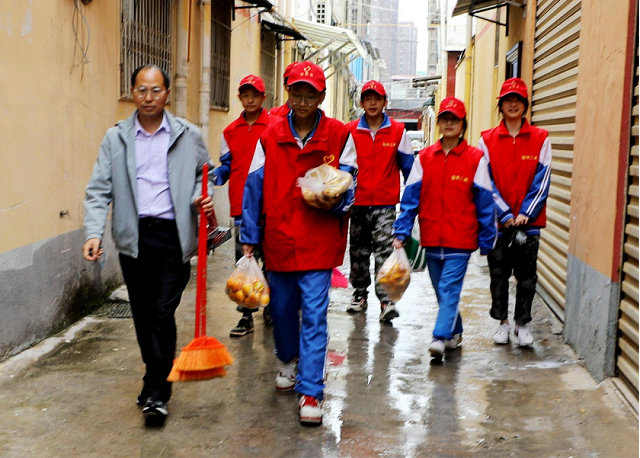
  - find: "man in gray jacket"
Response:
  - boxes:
[83,65,213,425]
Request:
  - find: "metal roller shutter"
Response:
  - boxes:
[530,0,582,319]
[616,43,639,400]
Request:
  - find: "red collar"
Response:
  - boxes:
[238,108,270,127]
[434,138,468,156]
[496,119,532,136]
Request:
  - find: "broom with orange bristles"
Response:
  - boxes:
[167,163,234,382]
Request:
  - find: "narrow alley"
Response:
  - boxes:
[0,243,636,457]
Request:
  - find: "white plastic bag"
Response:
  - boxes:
[376,248,412,302]
[225,255,270,308]
[297,163,353,210]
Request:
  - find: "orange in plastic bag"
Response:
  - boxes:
[297,163,353,210]
[376,248,411,302]
[225,256,270,308]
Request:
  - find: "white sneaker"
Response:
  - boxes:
[275,359,298,392]
[515,325,534,347]
[429,338,446,356]
[493,324,510,345]
[445,333,462,350]
[299,395,323,425]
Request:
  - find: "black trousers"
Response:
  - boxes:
[487,230,540,326]
[119,218,191,403]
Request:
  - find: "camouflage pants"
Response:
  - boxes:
[487,230,540,326]
[349,206,396,303]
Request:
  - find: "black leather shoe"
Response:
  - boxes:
[142,398,168,425]
[136,392,149,407]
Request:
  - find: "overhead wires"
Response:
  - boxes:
[72,0,91,74]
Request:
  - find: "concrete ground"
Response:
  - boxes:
[0,243,637,458]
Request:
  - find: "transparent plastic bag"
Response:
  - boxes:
[225,255,270,309]
[297,163,353,210]
[376,248,412,302]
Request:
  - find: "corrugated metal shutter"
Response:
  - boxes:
[530,0,581,319]
[617,44,639,399]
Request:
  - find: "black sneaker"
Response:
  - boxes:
[142,398,168,425]
[379,302,399,322]
[347,296,368,313]
[230,317,255,337]
[263,305,273,326]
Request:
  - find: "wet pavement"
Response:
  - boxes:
[0,243,637,457]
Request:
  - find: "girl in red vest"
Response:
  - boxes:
[393,97,497,357]
[478,78,551,347]
[215,75,274,337]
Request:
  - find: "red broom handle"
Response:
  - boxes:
[196,163,208,338]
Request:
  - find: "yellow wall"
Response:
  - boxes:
[0,0,265,252]
[0,1,133,254]
[570,0,633,277]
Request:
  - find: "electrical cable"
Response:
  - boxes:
[72,0,91,71]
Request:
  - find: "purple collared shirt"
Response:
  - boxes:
[134,114,175,220]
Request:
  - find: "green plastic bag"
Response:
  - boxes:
[404,220,428,272]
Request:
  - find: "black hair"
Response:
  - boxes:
[497,93,529,116]
[360,90,387,103]
[437,115,468,139]
[131,65,171,89]
[283,76,289,85]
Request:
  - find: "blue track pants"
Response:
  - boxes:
[267,269,332,400]
[426,254,470,340]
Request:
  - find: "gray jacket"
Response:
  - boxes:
[84,110,213,263]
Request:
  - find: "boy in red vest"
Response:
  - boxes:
[214,75,273,337]
[241,62,358,425]
[346,81,414,321]
[269,61,297,119]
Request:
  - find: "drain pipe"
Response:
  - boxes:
[174,0,190,118]
[199,0,212,145]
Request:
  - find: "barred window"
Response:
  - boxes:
[120,0,174,99]
[260,31,277,110]
[211,0,232,110]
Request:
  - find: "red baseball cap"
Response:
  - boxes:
[497,77,529,100]
[283,62,297,82]
[361,80,386,97]
[287,62,326,92]
[438,96,466,119]
[238,74,266,94]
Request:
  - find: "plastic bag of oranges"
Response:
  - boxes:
[376,248,411,302]
[297,163,353,210]
[225,255,270,309]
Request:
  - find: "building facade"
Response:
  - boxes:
[0,0,368,362]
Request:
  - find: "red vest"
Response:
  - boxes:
[260,113,351,271]
[269,102,291,119]
[480,120,548,227]
[223,109,271,217]
[347,118,406,206]
[418,140,484,250]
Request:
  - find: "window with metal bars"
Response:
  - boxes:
[120,0,174,99]
[211,0,232,110]
[260,31,277,109]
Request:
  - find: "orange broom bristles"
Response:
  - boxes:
[167,366,227,382]
[171,336,234,372]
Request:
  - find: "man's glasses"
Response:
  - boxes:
[133,87,167,100]
[289,93,319,106]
